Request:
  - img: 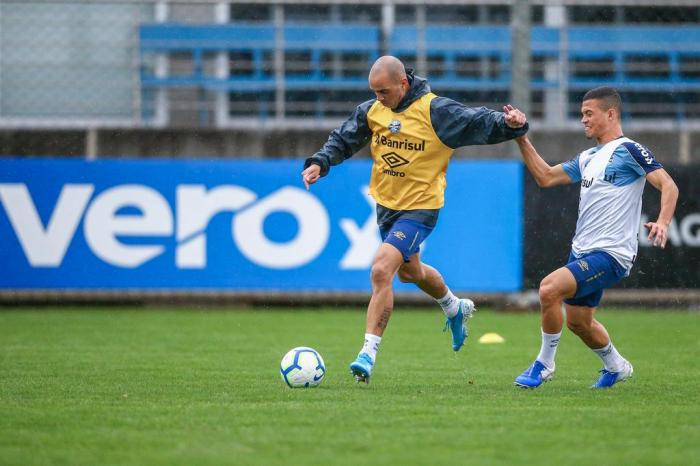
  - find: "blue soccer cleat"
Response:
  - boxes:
[350,352,374,384]
[443,298,476,351]
[591,360,633,389]
[514,360,555,388]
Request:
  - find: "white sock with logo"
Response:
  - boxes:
[361,333,382,362]
[592,341,626,372]
[437,289,460,318]
[536,329,561,370]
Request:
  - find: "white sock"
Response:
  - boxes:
[536,329,561,370]
[361,333,382,361]
[437,289,460,318]
[592,342,626,372]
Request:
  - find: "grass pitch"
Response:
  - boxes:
[1,307,698,466]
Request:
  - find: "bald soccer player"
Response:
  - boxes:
[301,56,528,384]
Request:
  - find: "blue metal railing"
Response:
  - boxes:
[139,23,700,121]
[140,23,700,88]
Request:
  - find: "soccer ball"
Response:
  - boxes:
[280,347,326,388]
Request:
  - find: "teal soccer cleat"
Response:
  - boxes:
[514,360,555,388]
[349,352,374,384]
[444,298,476,351]
[591,360,633,389]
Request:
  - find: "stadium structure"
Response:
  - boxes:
[0,0,698,306]
[1,0,699,160]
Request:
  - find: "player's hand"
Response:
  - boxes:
[503,104,527,129]
[301,164,321,190]
[644,221,668,248]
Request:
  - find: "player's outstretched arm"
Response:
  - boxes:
[644,168,679,248]
[428,98,528,147]
[515,135,572,188]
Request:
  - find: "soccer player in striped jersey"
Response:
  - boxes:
[512,86,679,389]
[301,56,528,383]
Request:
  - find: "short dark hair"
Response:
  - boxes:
[583,86,622,117]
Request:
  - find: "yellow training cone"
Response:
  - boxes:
[478,333,505,344]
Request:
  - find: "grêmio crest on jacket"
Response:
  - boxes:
[388,119,401,134]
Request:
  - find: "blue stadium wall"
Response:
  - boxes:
[0,158,523,293]
[2,158,697,294]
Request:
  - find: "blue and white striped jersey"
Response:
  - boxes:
[561,137,662,273]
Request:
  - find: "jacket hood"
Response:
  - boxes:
[393,69,431,113]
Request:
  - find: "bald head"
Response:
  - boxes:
[369,55,407,83]
[368,56,409,110]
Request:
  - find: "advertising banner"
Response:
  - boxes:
[0,158,523,292]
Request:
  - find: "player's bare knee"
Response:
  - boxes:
[539,278,562,305]
[396,269,413,283]
[566,319,590,336]
[397,268,422,283]
[370,263,394,287]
